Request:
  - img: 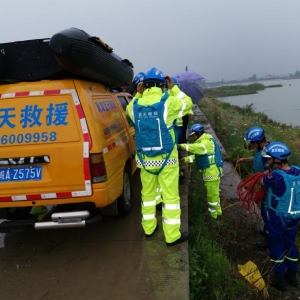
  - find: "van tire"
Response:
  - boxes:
[117,166,133,216]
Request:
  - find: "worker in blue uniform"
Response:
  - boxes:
[259,142,300,292]
[237,126,269,172]
[237,126,270,248]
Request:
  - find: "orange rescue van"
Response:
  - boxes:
[0,31,136,232]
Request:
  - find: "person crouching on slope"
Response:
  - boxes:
[237,126,270,249]
[179,124,223,219]
[126,67,193,246]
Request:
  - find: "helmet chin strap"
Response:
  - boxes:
[269,159,282,171]
[257,141,264,150]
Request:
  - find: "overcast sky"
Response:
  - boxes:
[1,0,300,82]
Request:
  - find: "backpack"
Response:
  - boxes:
[133,93,175,174]
[265,166,300,219]
[195,137,223,171]
[252,149,266,173]
[211,137,223,168]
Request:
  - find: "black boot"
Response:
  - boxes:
[271,274,287,292]
[285,270,298,288]
[166,232,189,246]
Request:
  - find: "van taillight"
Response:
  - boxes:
[90,153,107,183]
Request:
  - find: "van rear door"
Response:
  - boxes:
[0,89,91,202]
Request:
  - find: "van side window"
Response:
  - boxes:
[117,96,129,111]
[117,96,134,127]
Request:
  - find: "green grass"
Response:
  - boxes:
[198,97,300,167]
[203,83,266,98]
[188,96,300,299]
[188,167,256,300]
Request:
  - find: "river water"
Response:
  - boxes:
[217,78,300,127]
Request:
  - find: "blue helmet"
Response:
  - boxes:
[133,72,146,88]
[189,123,204,136]
[244,126,265,144]
[172,76,179,85]
[143,67,166,85]
[261,142,291,160]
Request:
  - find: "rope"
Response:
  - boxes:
[222,201,241,211]
[236,172,267,217]
[222,160,251,209]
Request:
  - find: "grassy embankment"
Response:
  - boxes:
[188,84,300,300]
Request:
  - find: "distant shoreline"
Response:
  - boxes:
[207,76,300,87]
[203,83,282,98]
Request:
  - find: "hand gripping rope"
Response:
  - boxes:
[236,172,267,217]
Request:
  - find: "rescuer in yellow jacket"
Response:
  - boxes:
[179,123,223,219]
[126,67,193,246]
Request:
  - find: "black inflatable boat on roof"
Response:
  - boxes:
[0,28,134,88]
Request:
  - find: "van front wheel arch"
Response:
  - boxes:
[117,166,133,216]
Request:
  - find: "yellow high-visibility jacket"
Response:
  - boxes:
[180,133,223,180]
[126,86,193,169]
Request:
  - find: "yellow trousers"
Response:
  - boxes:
[140,165,181,243]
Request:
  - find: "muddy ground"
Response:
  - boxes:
[0,166,189,300]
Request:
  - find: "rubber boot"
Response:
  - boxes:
[271,274,287,292]
[285,270,298,288]
[166,232,189,246]
[210,213,218,219]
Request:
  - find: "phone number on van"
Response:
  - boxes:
[0,132,57,145]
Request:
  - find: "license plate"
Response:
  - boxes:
[0,166,42,182]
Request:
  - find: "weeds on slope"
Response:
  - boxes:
[198,97,300,168]
[189,97,300,299]
[188,165,258,300]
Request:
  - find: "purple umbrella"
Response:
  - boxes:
[173,71,204,82]
[179,81,204,104]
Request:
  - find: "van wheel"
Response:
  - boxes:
[117,166,133,216]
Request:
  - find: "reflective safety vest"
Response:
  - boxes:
[195,137,223,172]
[133,93,175,174]
[266,166,300,220]
[252,150,265,173]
